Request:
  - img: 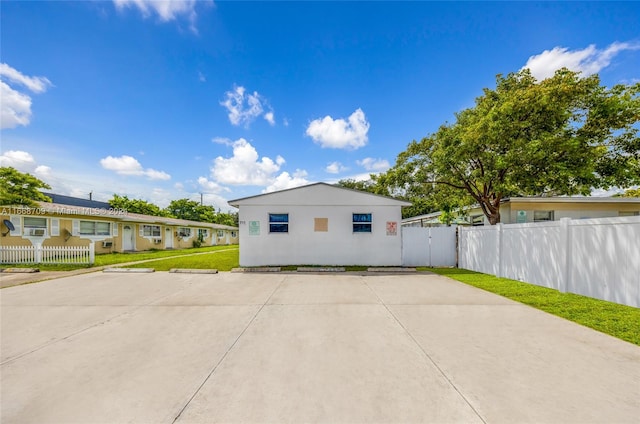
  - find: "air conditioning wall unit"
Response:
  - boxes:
[153,238,162,244]
[103,241,113,248]
[30,228,46,236]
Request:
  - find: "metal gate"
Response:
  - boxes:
[401,226,457,267]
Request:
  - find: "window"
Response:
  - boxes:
[24,217,47,229]
[217,230,225,238]
[619,211,639,217]
[178,227,192,237]
[533,210,554,222]
[79,220,111,236]
[231,231,238,238]
[269,213,289,233]
[24,217,47,236]
[142,225,161,237]
[470,215,484,226]
[198,228,208,238]
[352,213,372,233]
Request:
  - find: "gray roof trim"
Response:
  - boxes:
[228,182,412,207]
[32,202,238,230]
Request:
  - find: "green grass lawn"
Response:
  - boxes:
[94,245,236,266]
[425,267,640,346]
[2,245,238,271]
[125,248,239,271]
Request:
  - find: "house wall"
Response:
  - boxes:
[1,211,238,254]
[505,201,640,223]
[465,201,640,225]
[237,204,403,266]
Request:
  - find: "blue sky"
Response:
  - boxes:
[1,1,639,211]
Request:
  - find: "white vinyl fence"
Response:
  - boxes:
[0,244,95,265]
[402,226,457,267]
[458,216,640,308]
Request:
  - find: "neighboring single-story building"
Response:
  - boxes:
[402,196,640,227]
[228,182,411,267]
[1,200,238,255]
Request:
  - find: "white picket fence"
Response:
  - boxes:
[0,244,95,265]
[458,216,640,308]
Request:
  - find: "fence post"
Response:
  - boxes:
[496,223,503,277]
[34,243,43,264]
[558,218,571,293]
[89,242,95,264]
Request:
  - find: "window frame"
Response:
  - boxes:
[352,213,372,233]
[23,217,47,229]
[23,217,48,236]
[197,228,208,238]
[533,210,554,222]
[177,227,192,237]
[269,213,289,233]
[79,220,111,236]
[470,214,484,226]
[142,224,161,237]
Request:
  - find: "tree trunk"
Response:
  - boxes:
[488,210,501,225]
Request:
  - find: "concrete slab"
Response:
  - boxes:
[389,304,640,423]
[170,268,218,274]
[2,272,639,424]
[1,305,131,362]
[268,274,380,305]
[366,273,517,305]
[0,272,193,306]
[155,273,283,306]
[176,304,482,423]
[1,305,260,424]
[103,267,155,273]
[297,266,346,272]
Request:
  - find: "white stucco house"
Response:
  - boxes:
[228,183,411,267]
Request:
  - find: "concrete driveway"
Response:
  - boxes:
[1,272,638,423]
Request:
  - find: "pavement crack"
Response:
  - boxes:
[171,274,287,423]
[362,277,488,424]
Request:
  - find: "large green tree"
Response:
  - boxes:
[384,69,640,224]
[0,167,52,207]
[165,198,238,226]
[108,194,168,217]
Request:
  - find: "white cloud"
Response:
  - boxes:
[357,157,390,172]
[325,161,347,174]
[0,150,55,185]
[264,111,275,126]
[523,41,640,80]
[197,176,226,193]
[210,138,283,185]
[34,165,52,179]
[198,71,206,82]
[0,63,52,93]
[263,170,310,193]
[174,182,184,190]
[306,108,370,150]
[220,85,275,128]
[0,150,36,169]
[212,136,233,146]
[0,63,52,129]
[99,155,171,180]
[112,0,210,32]
[145,168,172,181]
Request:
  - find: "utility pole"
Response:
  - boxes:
[200,192,203,206]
